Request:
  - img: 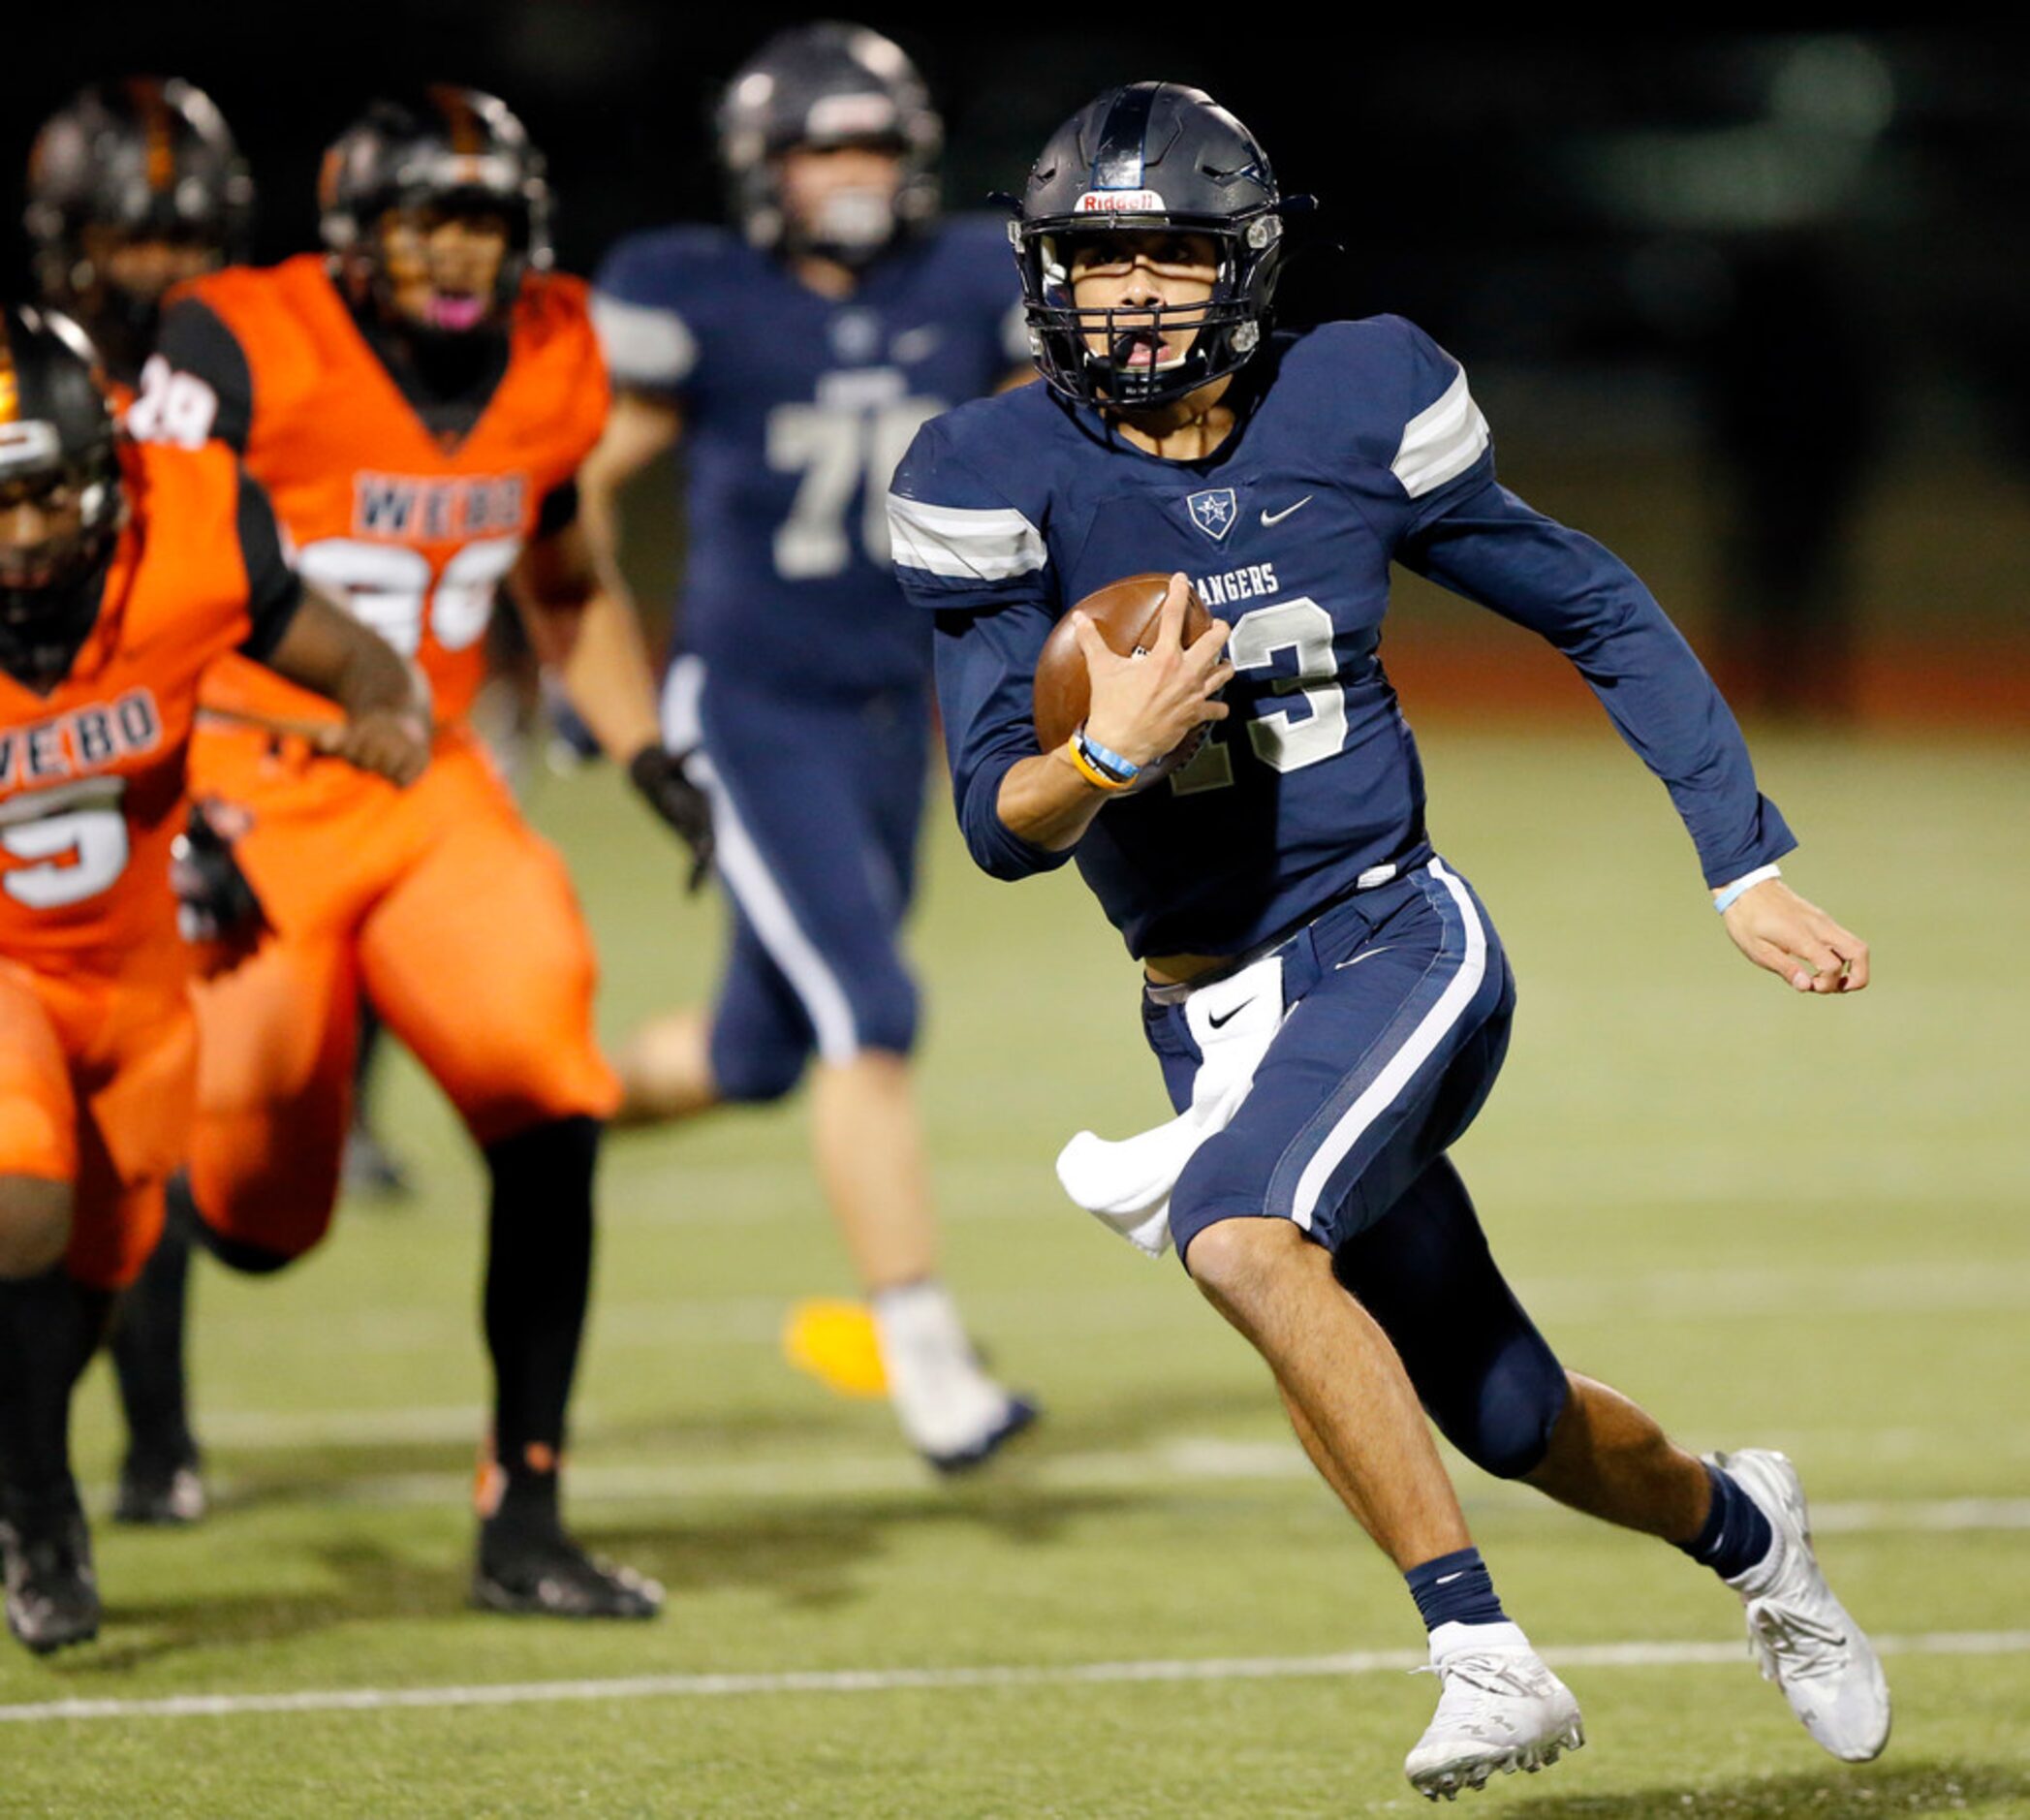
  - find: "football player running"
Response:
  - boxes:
[888,84,1888,1799]
[123,88,699,1617]
[0,305,426,1653]
[25,77,430,1529]
[24,76,257,1528]
[583,24,1035,1469]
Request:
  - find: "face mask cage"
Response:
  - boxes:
[327,138,551,331]
[0,447,124,683]
[1014,209,1285,408]
[732,126,940,265]
[54,226,234,378]
[28,140,251,376]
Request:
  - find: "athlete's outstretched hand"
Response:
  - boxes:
[1723,878,1870,994]
[1076,571,1233,770]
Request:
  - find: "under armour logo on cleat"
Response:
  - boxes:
[1260,495,1313,526]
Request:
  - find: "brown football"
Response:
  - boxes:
[1032,573,1216,793]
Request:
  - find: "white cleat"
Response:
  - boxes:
[1404,1623,1585,1802]
[873,1284,1038,1473]
[1715,1448,1891,1763]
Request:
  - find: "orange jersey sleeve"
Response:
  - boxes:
[153,257,610,729]
[0,440,275,985]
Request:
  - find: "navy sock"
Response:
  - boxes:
[1406,1546,1508,1633]
[1677,1461,1774,1582]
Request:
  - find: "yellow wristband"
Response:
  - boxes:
[1064,735,1133,793]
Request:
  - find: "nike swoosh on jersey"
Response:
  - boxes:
[1207,998,1256,1029]
[1334,946,1395,970]
[1259,495,1314,526]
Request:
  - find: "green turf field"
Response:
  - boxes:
[8,720,2028,1817]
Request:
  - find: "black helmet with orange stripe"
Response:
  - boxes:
[0,306,125,687]
[25,78,253,382]
[319,86,551,336]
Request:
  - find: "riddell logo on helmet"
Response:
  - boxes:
[1075,190,1165,213]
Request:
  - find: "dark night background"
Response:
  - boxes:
[6,11,2028,721]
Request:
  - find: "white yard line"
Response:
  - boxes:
[2,1629,2025,1726]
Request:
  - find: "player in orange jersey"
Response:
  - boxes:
[0,304,427,1654]
[124,89,703,1619]
[24,78,252,400]
[22,74,286,1526]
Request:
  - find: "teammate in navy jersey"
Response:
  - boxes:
[890,83,1889,1800]
[582,24,1035,1469]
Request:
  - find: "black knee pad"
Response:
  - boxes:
[1331,1156,1569,1481]
[1430,1335,1570,1481]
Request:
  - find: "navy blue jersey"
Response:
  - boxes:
[592,216,1027,698]
[888,317,1795,958]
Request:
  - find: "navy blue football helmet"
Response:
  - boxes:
[716,22,941,264]
[1013,83,1300,408]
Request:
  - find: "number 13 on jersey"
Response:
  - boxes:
[1171,596,1350,795]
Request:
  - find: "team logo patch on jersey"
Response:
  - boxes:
[829,310,883,364]
[1186,487,1237,542]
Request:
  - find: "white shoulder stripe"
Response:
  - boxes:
[590,292,699,388]
[1391,367,1490,500]
[886,493,1047,582]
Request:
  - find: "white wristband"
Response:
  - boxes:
[1713,863,1782,914]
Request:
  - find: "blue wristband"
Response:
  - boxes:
[1075,727,1141,784]
[1713,863,1782,913]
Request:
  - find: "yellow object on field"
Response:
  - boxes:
[782,1298,889,1398]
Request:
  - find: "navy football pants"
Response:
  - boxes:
[1140,859,1569,1479]
[665,658,926,1103]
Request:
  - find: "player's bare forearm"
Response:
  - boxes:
[1721,878,1871,995]
[264,585,430,785]
[578,389,683,563]
[995,746,1113,851]
[514,524,662,762]
[515,523,712,883]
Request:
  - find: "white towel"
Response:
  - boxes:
[1055,954,1287,1258]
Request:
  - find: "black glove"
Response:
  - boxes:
[170,800,269,947]
[628,745,714,893]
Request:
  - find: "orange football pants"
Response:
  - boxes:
[186,722,617,1261]
[0,945,196,1292]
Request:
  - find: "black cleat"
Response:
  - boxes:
[113,1448,207,1526]
[473,1515,663,1620]
[2,1496,100,1655]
